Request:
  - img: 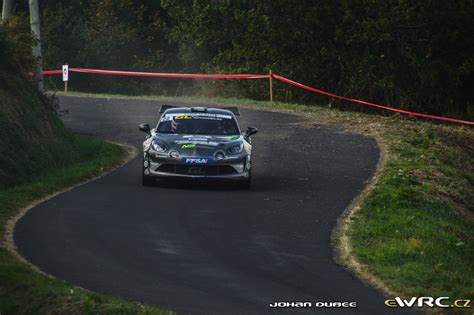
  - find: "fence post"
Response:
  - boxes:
[62,64,69,93]
[2,0,13,22]
[29,0,43,92]
[269,70,273,102]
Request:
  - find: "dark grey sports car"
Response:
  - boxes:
[138,105,257,188]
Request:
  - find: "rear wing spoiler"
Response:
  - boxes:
[159,105,177,113]
[224,107,240,115]
[159,105,240,115]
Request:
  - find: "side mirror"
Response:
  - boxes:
[246,126,258,137]
[139,123,151,134]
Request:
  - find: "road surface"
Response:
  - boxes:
[15,96,414,314]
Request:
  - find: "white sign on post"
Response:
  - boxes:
[62,65,69,81]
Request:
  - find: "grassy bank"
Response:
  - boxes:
[1,27,174,314]
[346,121,474,304]
[57,91,473,312]
[0,135,172,315]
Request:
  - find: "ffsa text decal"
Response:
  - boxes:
[269,301,357,309]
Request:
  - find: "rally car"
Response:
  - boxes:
[139,105,257,188]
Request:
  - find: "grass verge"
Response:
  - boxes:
[0,134,173,315]
[56,91,473,313]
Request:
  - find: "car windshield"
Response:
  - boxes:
[156,112,239,135]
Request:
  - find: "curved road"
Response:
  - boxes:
[15,96,411,314]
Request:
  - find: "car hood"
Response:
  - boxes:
[152,134,243,156]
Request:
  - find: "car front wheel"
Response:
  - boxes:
[237,168,251,189]
[142,160,154,186]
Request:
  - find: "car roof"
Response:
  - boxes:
[163,107,236,116]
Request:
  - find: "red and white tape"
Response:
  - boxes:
[70,68,270,79]
[32,67,473,125]
[272,74,474,125]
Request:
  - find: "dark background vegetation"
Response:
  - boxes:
[0,25,77,188]
[6,0,474,119]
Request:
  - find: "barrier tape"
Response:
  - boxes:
[33,67,473,125]
[70,68,270,79]
[272,74,474,125]
[40,69,62,75]
[29,68,269,79]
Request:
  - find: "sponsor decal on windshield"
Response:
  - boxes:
[218,135,241,141]
[174,140,219,146]
[174,115,193,120]
[160,113,232,122]
[181,144,196,149]
[183,135,212,138]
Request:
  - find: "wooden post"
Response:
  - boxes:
[29,0,43,92]
[2,0,13,23]
[269,70,273,102]
[62,64,69,93]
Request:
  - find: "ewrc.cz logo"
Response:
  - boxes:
[385,297,472,309]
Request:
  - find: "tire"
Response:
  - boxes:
[154,177,169,187]
[142,159,154,186]
[142,174,154,186]
[237,169,252,189]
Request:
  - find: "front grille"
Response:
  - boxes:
[157,164,237,176]
[217,165,237,175]
[156,164,175,173]
[175,165,218,175]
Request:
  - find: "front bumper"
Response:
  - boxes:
[143,151,250,181]
[147,169,250,180]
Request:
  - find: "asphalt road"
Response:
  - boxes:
[15,96,415,314]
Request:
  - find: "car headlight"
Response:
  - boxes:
[151,141,166,152]
[214,151,225,160]
[227,143,243,155]
[143,139,152,151]
[169,150,180,159]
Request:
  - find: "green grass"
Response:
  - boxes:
[0,134,173,315]
[348,121,474,301]
[55,91,474,313]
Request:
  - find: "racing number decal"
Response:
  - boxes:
[174,115,192,120]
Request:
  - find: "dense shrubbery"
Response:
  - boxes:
[161,1,474,118]
[12,0,474,118]
[0,25,78,188]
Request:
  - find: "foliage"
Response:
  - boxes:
[0,15,35,74]
[39,0,180,94]
[0,24,173,314]
[0,25,78,188]
[11,0,474,117]
[349,121,474,300]
[0,135,174,314]
[161,0,474,118]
